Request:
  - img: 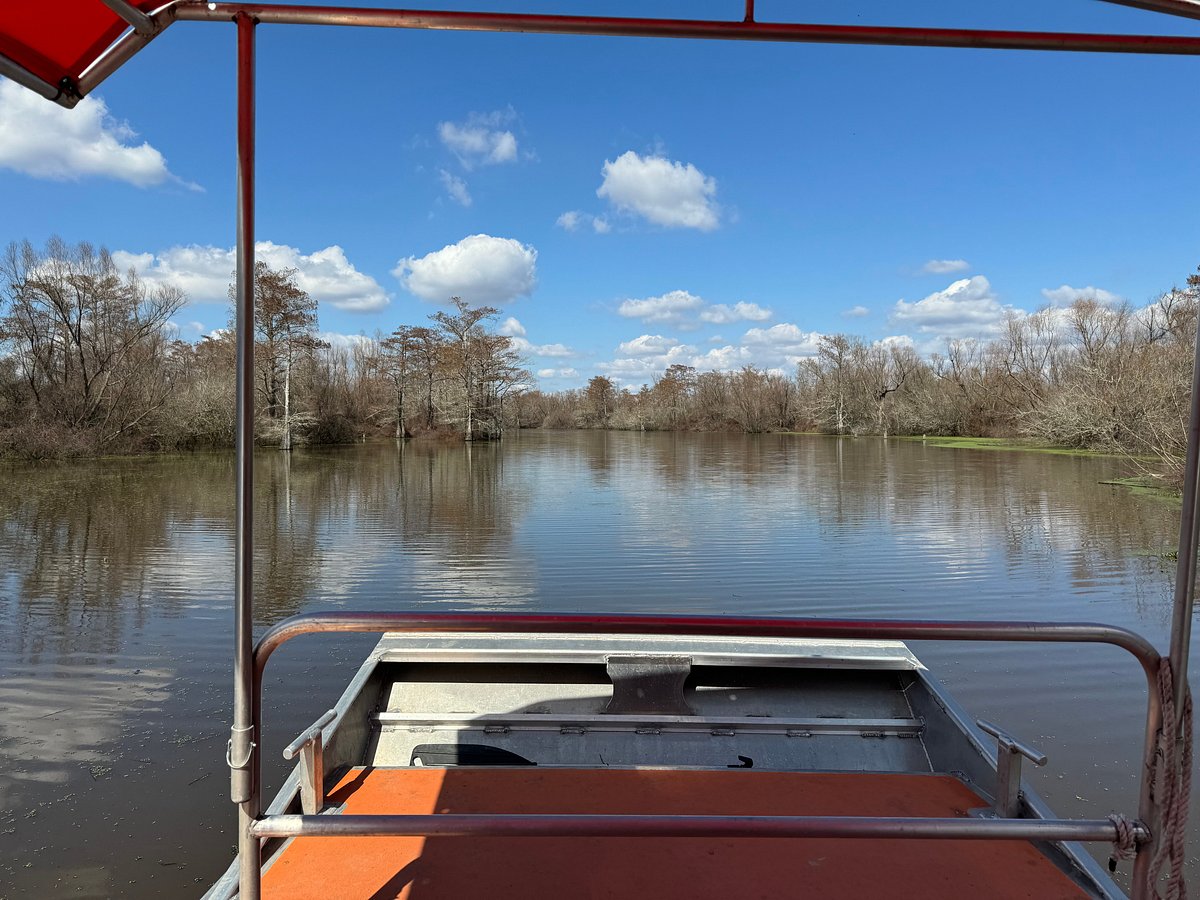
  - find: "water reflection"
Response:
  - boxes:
[0,433,1189,897]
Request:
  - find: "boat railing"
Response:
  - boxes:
[232,611,1165,898]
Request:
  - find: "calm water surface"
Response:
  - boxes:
[1,431,1194,896]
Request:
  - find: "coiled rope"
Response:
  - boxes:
[1146,659,1194,900]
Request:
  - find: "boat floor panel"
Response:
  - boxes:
[261,767,1088,899]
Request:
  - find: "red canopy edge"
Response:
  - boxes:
[2,0,1200,110]
[0,1,169,106]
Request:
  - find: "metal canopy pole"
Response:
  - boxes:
[1169,311,1200,722]
[1097,0,1200,20]
[172,3,1200,55]
[230,11,260,900]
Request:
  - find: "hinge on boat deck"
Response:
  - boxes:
[560,725,586,735]
[483,725,510,736]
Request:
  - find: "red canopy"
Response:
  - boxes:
[0,0,162,104]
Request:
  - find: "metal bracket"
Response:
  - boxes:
[605,655,694,715]
[976,718,1047,818]
[283,710,335,815]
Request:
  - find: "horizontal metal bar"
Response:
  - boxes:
[282,709,336,760]
[251,813,1150,843]
[976,718,1048,765]
[100,0,157,34]
[0,51,71,107]
[173,3,1200,56]
[1096,0,1200,20]
[77,9,174,97]
[373,712,925,736]
[255,613,1161,681]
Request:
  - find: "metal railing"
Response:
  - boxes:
[231,611,1165,899]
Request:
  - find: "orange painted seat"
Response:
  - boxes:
[262,767,1089,899]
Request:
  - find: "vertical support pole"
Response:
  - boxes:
[231,11,260,900]
[299,737,324,815]
[1169,310,1200,721]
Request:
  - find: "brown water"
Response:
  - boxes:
[0,431,1193,897]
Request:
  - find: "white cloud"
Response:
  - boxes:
[617,289,705,329]
[438,110,519,169]
[557,210,612,235]
[498,316,526,337]
[319,331,375,351]
[394,234,537,304]
[511,336,574,358]
[741,323,824,364]
[699,301,772,324]
[876,334,915,350]
[598,321,825,387]
[556,210,583,231]
[438,169,472,206]
[617,334,683,356]
[842,305,870,318]
[112,241,389,312]
[891,275,1012,339]
[1041,284,1124,307]
[597,150,719,230]
[537,367,579,379]
[922,259,971,274]
[0,81,191,188]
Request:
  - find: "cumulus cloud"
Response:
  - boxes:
[112,241,389,312]
[438,110,519,169]
[891,275,1013,339]
[597,150,719,230]
[556,210,583,231]
[842,305,870,318]
[617,290,772,330]
[1041,284,1124,307]
[537,367,579,379]
[394,234,537,304]
[617,334,683,356]
[0,81,192,188]
[921,259,971,274]
[319,331,375,351]
[511,337,574,358]
[492,316,572,358]
[617,289,706,329]
[741,323,824,362]
[556,210,612,235]
[599,321,824,387]
[699,301,772,324]
[438,169,472,206]
[498,316,526,337]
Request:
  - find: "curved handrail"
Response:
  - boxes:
[246,612,1164,898]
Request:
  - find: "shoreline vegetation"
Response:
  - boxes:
[2,238,1198,493]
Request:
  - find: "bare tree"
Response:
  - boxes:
[0,237,185,449]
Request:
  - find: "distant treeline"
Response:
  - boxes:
[0,238,528,458]
[1,237,1197,484]
[514,275,1200,485]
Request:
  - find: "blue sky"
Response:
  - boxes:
[3,0,1200,388]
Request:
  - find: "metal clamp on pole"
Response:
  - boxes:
[227,724,256,802]
[977,719,1047,818]
[283,710,336,815]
